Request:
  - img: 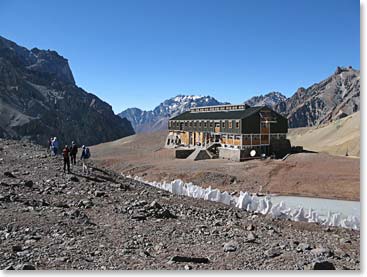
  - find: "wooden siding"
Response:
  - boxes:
[168,107,288,135]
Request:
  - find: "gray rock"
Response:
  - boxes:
[311,247,333,257]
[264,248,281,258]
[55,202,70,208]
[24,180,33,188]
[245,232,256,243]
[305,260,336,270]
[131,213,147,221]
[169,256,209,264]
[54,257,68,262]
[246,224,255,231]
[223,241,238,252]
[94,191,105,197]
[296,243,312,252]
[150,200,162,209]
[12,245,23,252]
[339,238,352,244]
[78,199,93,208]
[156,209,177,219]
[184,264,192,270]
[4,171,16,178]
[70,176,79,182]
[21,264,36,270]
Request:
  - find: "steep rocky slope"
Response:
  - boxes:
[119,95,227,133]
[276,67,360,128]
[0,139,360,270]
[0,36,134,146]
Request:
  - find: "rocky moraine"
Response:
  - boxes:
[0,139,360,270]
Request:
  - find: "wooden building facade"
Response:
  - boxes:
[167,104,288,151]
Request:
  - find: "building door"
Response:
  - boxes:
[261,122,270,144]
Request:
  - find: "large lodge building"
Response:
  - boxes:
[166,104,290,161]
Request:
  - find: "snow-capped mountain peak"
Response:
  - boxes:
[119,94,228,133]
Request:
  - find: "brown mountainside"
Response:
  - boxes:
[275,66,360,128]
[0,36,134,146]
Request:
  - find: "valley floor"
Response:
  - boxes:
[91,131,360,201]
[0,139,360,270]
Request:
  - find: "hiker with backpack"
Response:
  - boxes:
[70,141,78,165]
[51,137,59,156]
[80,145,91,174]
[62,145,71,173]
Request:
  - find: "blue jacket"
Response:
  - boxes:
[80,148,90,159]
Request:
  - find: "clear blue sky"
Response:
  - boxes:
[0,0,360,112]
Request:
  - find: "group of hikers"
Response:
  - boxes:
[48,137,91,174]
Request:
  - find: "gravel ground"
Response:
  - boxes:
[0,139,360,270]
[90,131,360,201]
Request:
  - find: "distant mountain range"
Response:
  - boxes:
[120,66,360,133]
[0,36,134,146]
[244,91,287,109]
[119,95,228,133]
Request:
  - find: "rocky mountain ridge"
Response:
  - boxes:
[0,36,134,146]
[275,66,360,127]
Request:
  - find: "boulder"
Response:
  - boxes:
[223,241,238,252]
[169,256,209,264]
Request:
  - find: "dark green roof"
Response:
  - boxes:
[169,106,264,121]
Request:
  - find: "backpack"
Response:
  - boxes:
[84,147,91,159]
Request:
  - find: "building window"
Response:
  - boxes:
[210,122,213,128]
[185,122,188,127]
[204,122,207,128]
[193,122,196,128]
[229,121,232,128]
[235,121,240,129]
[222,121,225,128]
[199,122,202,127]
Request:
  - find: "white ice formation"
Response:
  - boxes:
[124,175,360,230]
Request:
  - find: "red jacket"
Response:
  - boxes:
[63,147,70,159]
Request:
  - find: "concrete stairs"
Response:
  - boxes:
[186,148,213,161]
